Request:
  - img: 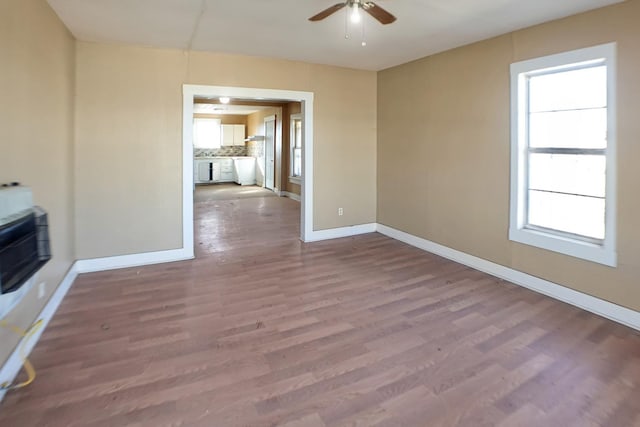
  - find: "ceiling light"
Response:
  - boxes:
[350,4,361,24]
[219,97,231,104]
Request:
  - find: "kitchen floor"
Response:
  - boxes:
[194,183,298,258]
[194,183,276,202]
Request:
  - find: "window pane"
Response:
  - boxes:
[193,118,221,149]
[529,153,606,198]
[528,190,605,239]
[529,108,606,149]
[529,65,606,112]
[293,148,302,177]
[295,120,302,148]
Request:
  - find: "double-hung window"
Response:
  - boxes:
[509,43,616,266]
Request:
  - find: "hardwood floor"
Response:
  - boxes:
[1,187,639,426]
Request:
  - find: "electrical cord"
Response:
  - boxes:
[0,318,43,391]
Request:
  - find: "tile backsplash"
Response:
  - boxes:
[194,146,247,157]
[246,141,264,158]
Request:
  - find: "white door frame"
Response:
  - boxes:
[182,85,314,246]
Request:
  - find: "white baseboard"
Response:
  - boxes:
[75,248,194,274]
[305,223,377,243]
[281,191,301,202]
[0,263,79,402]
[376,223,640,331]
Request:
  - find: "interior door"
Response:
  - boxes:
[264,116,276,190]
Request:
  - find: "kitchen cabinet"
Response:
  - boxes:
[195,159,220,183]
[194,158,238,184]
[219,158,234,182]
[221,124,246,147]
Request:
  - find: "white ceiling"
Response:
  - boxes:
[47,0,624,71]
[194,103,272,116]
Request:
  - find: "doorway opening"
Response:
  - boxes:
[182,85,314,257]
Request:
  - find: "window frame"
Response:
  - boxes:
[509,43,617,267]
[289,113,303,184]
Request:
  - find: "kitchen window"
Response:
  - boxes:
[509,43,616,266]
[290,114,302,184]
[193,118,221,149]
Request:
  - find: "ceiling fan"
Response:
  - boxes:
[309,0,397,25]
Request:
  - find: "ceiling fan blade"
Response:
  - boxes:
[363,2,396,24]
[308,3,347,21]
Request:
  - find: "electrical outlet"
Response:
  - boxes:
[38,282,46,299]
[338,208,344,216]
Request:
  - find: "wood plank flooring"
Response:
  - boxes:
[1,186,639,426]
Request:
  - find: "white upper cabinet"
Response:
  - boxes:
[221,124,234,147]
[221,124,246,146]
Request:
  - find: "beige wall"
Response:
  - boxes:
[75,44,377,258]
[247,107,281,137]
[377,0,640,311]
[0,0,75,364]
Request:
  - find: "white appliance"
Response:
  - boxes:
[233,158,257,186]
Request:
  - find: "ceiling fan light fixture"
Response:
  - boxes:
[308,1,396,25]
[350,3,361,24]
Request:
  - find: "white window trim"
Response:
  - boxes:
[509,43,617,267]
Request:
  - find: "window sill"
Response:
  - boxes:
[289,176,302,185]
[509,226,616,267]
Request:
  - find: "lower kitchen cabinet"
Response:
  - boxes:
[196,160,220,183]
[194,158,236,184]
[219,158,234,182]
